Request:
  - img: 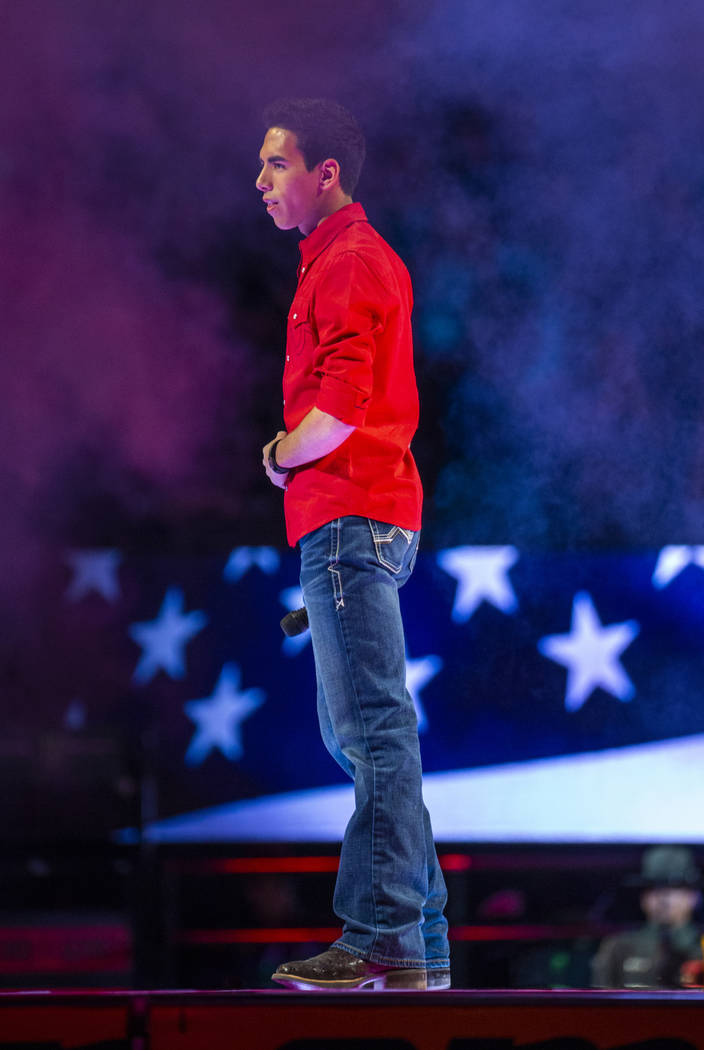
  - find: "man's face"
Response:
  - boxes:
[641,887,700,927]
[256,127,323,235]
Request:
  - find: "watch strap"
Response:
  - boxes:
[268,438,289,475]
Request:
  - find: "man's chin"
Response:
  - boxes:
[271,213,292,231]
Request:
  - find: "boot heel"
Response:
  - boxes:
[382,967,427,990]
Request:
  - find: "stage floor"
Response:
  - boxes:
[2,987,704,1049]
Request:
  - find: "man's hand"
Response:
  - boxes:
[262,431,289,489]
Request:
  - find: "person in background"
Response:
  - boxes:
[592,845,703,988]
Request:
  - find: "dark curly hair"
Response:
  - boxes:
[262,97,366,196]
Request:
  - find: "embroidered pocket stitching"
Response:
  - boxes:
[369,521,413,574]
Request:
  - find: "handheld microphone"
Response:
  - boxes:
[280,606,309,637]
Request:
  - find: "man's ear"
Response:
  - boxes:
[319,157,341,190]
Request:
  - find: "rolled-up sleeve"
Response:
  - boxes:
[312,252,386,427]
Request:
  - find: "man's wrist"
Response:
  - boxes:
[268,438,289,475]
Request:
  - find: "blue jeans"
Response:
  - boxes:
[299,516,449,970]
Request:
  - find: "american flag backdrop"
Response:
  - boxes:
[8,544,703,845]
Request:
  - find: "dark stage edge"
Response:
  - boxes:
[1,988,704,1049]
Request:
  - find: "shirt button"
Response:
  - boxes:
[286,355,290,361]
[283,399,286,406]
[293,313,297,320]
[301,266,306,273]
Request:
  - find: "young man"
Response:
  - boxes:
[258,98,450,991]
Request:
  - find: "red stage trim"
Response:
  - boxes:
[175,922,617,945]
[0,923,132,975]
[181,926,341,944]
[169,855,341,874]
[1,989,704,1049]
[168,852,478,874]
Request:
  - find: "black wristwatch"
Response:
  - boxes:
[268,439,289,475]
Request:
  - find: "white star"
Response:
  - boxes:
[652,546,704,588]
[65,549,122,603]
[184,664,265,765]
[405,653,443,733]
[224,547,281,583]
[437,546,519,622]
[129,588,208,685]
[538,592,640,712]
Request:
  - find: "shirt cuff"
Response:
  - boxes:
[316,375,368,427]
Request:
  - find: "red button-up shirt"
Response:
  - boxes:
[282,202,423,547]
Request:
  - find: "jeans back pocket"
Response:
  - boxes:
[368,519,417,574]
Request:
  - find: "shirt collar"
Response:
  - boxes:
[299,202,368,271]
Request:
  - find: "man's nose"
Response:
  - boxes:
[256,169,270,192]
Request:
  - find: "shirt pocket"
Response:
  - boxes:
[287,296,314,357]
